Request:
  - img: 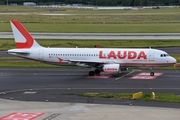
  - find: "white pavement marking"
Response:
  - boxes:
[115,69,142,80]
[0,112,44,120]
[137,72,163,76]
[1,87,180,95]
[0,99,179,120]
[23,91,37,94]
[115,70,135,80]
[130,72,163,80]
[130,75,156,80]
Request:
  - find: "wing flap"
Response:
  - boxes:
[69,59,104,63]
[68,59,118,64]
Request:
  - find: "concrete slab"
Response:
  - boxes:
[0,99,179,120]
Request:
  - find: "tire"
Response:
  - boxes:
[89,71,95,76]
[95,69,101,74]
[150,72,154,76]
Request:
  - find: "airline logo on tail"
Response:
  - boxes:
[10,20,34,48]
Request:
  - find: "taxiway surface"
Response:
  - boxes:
[0,68,179,108]
[1,32,180,39]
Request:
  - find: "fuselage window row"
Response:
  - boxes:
[48,54,134,57]
[49,54,99,56]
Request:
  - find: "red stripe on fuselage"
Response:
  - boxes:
[11,20,34,48]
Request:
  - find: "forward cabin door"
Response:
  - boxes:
[149,50,154,61]
[38,49,44,61]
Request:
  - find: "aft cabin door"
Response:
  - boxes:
[149,50,154,61]
[38,49,44,61]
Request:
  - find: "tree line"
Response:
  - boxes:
[0,0,180,6]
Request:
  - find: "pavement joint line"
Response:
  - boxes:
[115,70,135,80]
[43,113,61,120]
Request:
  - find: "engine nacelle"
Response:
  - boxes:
[103,64,120,74]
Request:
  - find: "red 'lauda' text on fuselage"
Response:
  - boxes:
[99,51,147,59]
[104,68,118,71]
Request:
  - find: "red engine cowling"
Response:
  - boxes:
[103,64,120,74]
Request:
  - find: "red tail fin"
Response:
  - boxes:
[10,20,42,49]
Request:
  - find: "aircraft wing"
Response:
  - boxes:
[68,59,119,64]
[68,59,104,63]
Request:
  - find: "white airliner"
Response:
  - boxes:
[8,20,176,76]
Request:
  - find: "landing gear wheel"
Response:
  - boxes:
[150,72,154,76]
[95,69,101,74]
[89,71,95,76]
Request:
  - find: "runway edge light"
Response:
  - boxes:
[132,91,143,99]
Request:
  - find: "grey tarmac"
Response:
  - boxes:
[0,68,179,107]
[1,32,180,39]
[0,68,180,120]
[0,47,180,120]
[0,98,179,120]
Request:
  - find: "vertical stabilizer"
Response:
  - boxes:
[10,20,42,49]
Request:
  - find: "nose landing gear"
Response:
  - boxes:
[150,72,154,76]
[150,67,154,76]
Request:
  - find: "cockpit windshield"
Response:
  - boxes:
[160,54,169,57]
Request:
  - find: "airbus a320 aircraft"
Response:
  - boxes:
[8,20,176,76]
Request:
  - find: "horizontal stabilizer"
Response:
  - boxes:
[8,49,30,55]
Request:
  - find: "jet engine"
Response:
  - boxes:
[102,64,120,74]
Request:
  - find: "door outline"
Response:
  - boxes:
[149,50,154,61]
[38,49,44,61]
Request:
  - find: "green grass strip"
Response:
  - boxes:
[2,23,180,33]
[78,92,180,103]
[2,39,180,51]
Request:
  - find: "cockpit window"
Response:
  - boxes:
[160,54,169,57]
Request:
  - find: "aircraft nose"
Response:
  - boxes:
[171,57,177,63]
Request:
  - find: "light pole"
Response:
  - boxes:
[7,0,8,5]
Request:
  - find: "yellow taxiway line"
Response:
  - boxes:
[115,69,141,80]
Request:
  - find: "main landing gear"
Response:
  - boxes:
[89,71,95,76]
[150,67,154,76]
[89,69,101,76]
[150,72,154,76]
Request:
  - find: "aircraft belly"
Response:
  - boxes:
[124,63,174,67]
